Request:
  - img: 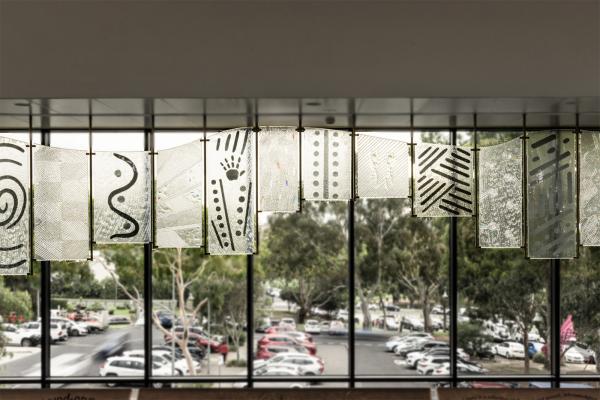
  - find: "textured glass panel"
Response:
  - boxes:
[34,145,90,260]
[579,130,600,246]
[527,131,577,258]
[93,151,151,243]
[207,128,255,255]
[356,135,409,198]
[413,143,474,217]
[302,128,351,201]
[156,139,204,248]
[258,127,300,212]
[0,137,30,275]
[478,138,523,248]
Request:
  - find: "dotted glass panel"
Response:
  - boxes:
[0,137,30,275]
[207,129,255,255]
[93,151,151,243]
[302,128,351,201]
[258,127,300,212]
[156,139,204,248]
[34,145,90,260]
[356,134,410,199]
[527,131,577,259]
[579,130,600,246]
[413,143,474,217]
[478,137,523,248]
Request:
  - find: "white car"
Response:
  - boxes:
[304,320,321,334]
[0,323,39,347]
[286,331,313,343]
[385,333,434,352]
[385,316,399,330]
[494,341,525,359]
[406,347,470,369]
[432,360,487,376]
[99,356,172,386]
[564,347,585,364]
[255,364,302,376]
[328,320,346,335]
[402,316,424,331]
[123,350,200,375]
[280,318,296,330]
[20,322,66,343]
[50,318,88,336]
[253,353,324,375]
[417,355,450,375]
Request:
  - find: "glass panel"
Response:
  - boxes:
[258,127,300,212]
[0,136,30,275]
[254,204,349,378]
[93,151,151,244]
[579,130,600,246]
[414,143,474,217]
[302,128,351,201]
[478,137,523,248]
[156,140,204,248]
[33,145,90,260]
[207,129,255,255]
[356,134,410,199]
[355,198,449,377]
[527,131,577,259]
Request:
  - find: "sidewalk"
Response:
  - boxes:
[0,347,40,366]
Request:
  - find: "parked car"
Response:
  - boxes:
[417,355,450,375]
[286,331,313,343]
[19,322,66,344]
[82,316,107,333]
[255,364,301,376]
[258,334,317,355]
[396,340,448,357]
[401,316,424,331]
[253,353,324,375]
[99,356,171,387]
[0,323,40,347]
[264,325,294,335]
[385,316,399,331]
[304,320,321,334]
[390,337,428,355]
[255,344,310,360]
[494,341,525,359]
[563,347,586,364]
[109,316,131,325]
[164,329,220,352]
[123,349,201,375]
[385,333,434,352]
[406,347,470,368]
[570,343,596,364]
[327,321,347,336]
[50,318,88,337]
[280,318,296,330]
[432,360,487,376]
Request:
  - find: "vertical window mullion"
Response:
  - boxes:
[143,112,155,387]
[449,118,458,388]
[40,123,51,388]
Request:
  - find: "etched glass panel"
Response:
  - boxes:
[258,127,300,212]
[93,151,151,243]
[579,130,600,246]
[478,138,523,248]
[413,143,474,217]
[34,145,90,260]
[302,128,351,201]
[527,131,577,258]
[0,137,30,275]
[207,128,255,254]
[156,140,204,248]
[356,135,409,198]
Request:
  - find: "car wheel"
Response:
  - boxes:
[152,382,164,389]
[105,374,117,387]
[507,352,512,359]
[175,369,183,376]
[21,338,32,347]
[305,372,316,376]
[72,330,80,337]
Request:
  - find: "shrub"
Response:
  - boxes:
[226,359,247,368]
[532,352,547,364]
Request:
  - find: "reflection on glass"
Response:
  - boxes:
[258,127,300,212]
[207,129,255,255]
[302,128,351,201]
[0,136,31,275]
[34,145,90,260]
[527,131,577,259]
[478,138,522,248]
[93,151,151,244]
[356,135,410,199]
[156,140,204,248]
[414,143,474,217]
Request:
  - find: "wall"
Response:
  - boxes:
[0,0,598,99]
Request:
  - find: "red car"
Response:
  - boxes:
[258,334,317,355]
[264,325,294,335]
[255,344,310,360]
[164,331,220,353]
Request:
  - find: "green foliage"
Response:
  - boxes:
[532,352,547,364]
[457,322,493,356]
[226,359,247,368]
[0,278,33,320]
[87,302,104,312]
[50,298,69,310]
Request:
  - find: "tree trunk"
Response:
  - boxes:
[523,329,530,374]
[356,274,372,330]
[421,290,431,332]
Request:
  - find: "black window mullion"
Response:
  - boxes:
[40,125,51,388]
[449,118,459,388]
[143,114,155,387]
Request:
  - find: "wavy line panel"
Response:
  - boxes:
[258,127,300,212]
[156,139,204,248]
[413,142,474,217]
[0,137,30,275]
[478,137,523,248]
[207,129,256,255]
[578,131,600,246]
[93,151,151,243]
[34,145,90,260]
[527,131,577,258]
[302,128,352,201]
[356,134,410,199]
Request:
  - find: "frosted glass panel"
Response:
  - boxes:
[527,131,577,258]
[258,127,300,212]
[413,143,474,217]
[0,137,30,275]
[34,145,90,260]
[478,138,522,248]
[356,135,409,198]
[207,129,255,255]
[156,140,204,248]
[93,151,151,243]
[302,128,351,201]
[579,130,600,246]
